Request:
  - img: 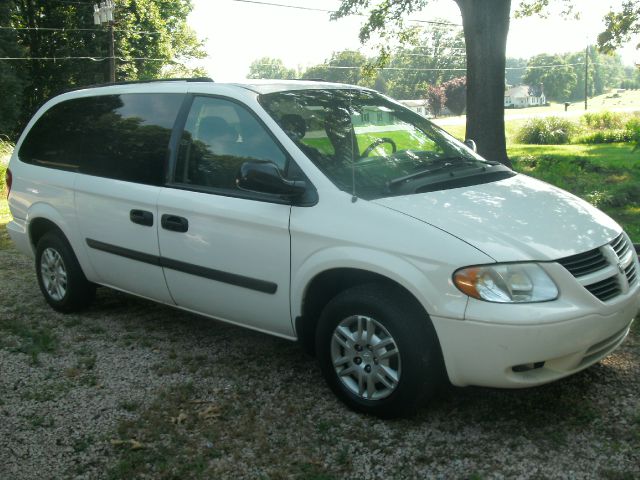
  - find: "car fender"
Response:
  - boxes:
[291,246,469,322]
[26,201,98,281]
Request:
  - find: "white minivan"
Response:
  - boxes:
[6,79,639,417]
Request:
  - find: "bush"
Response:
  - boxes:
[581,111,627,130]
[573,129,632,144]
[516,117,577,145]
[624,117,640,151]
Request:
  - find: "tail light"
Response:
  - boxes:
[5,168,11,198]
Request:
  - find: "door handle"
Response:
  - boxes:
[161,214,189,233]
[130,209,154,227]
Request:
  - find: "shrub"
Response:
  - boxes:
[624,117,640,151]
[442,77,466,115]
[581,111,626,130]
[573,129,632,144]
[516,117,577,145]
[0,137,13,158]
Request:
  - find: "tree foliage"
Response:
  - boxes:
[424,84,446,117]
[598,1,640,52]
[442,76,466,115]
[383,24,466,99]
[0,0,205,138]
[0,1,25,138]
[523,54,576,100]
[248,57,296,79]
[523,48,627,102]
[301,50,372,86]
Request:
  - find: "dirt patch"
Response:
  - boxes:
[1,244,639,479]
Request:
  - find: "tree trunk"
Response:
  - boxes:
[455,0,512,168]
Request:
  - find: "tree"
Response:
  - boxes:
[384,22,466,99]
[3,0,205,138]
[334,0,513,166]
[302,50,371,85]
[523,54,576,101]
[424,84,446,117]
[505,57,527,86]
[442,77,466,115]
[247,57,296,79]
[0,0,26,138]
[598,1,640,52]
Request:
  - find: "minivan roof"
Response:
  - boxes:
[230,79,365,94]
[63,78,367,97]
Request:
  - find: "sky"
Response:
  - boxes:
[187,0,639,81]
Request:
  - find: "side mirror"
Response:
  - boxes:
[237,161,307,197]
[464,139,477,152]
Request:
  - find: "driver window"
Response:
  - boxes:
[175,96,287,190]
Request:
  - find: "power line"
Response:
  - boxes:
[47,0,95,5]
[510,62,585,70]
[0,25,163,35]
[254,61,589,73]
[0,56,173,62]
[229,0,462,27]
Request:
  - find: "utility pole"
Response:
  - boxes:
[94,1,116,83]
[584,44,589,111]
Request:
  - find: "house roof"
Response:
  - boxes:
[398,99,428,107]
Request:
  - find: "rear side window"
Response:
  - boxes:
[19,93,183,185]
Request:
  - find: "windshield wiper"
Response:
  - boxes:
[387,156,499,188]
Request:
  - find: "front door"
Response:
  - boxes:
[157,95,294,337]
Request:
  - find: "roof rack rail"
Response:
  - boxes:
[60,77,214,94]
[104,77,214,86]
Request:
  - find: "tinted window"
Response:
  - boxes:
[174,96,287,190]
[19,93,183,185]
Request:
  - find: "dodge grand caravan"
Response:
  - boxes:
[6,79,640,417]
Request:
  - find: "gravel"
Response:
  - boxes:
[0,247,639,479]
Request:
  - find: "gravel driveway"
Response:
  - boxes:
[1,243,639,479]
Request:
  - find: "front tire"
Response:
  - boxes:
[315,283,444,418]
[35,231,95,312]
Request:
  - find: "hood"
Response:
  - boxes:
[373,174,620,262]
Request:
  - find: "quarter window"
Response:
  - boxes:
[174,96,287,190]
[19,93,183,185]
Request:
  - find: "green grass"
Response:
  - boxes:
[0,157,12,250]
[0,318,59,364]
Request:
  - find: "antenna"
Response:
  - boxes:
[349,92,357,203]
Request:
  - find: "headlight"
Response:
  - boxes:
[453,263,558,303]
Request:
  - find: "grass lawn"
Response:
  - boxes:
[0,162,11,250]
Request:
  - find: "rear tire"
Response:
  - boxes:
[315,283,444,418]
[35,231,95,312]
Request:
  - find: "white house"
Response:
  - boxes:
[398,99,432,117]
[504,85,546,108]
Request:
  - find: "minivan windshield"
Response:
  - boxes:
[259,88,514,200]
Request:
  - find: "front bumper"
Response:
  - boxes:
[432,288,639,388]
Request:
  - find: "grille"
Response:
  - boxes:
[557,248,608,277]
[625,262,637,286]
[584,275,621,302]
[611,233,631,259]
[556,233,637,302]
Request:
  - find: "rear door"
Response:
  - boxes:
[73,93,184,302]
[157,95,294,337]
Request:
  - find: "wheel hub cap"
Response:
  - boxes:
[40,247,67,301]
[330,315,401,401]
